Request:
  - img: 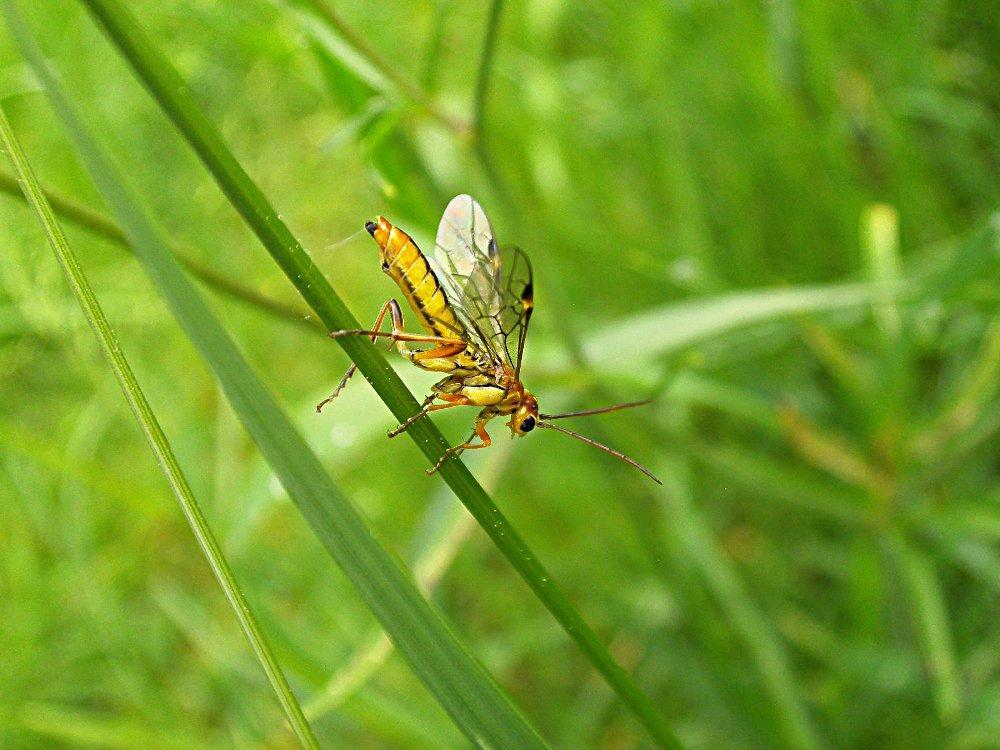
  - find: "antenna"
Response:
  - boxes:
[536,421,661,484]
[540,400,651,421]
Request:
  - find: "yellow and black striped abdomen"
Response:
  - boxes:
[366,217,464,340]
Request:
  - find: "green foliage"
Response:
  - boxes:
[1,0,996,748]
[0,97,318,750]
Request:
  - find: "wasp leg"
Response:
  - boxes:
[329,300,464,349]
[329,299,467,372]
[426,414,493,475]
[387,393,438,438]
[317,298,397,412]
[388,391,481,438]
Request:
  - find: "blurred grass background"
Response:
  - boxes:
[1,0,997,748]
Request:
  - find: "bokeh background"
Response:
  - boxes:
[1,0,997,747]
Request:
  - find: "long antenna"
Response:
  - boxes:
[540,400,651,421]
[536,421,662,484]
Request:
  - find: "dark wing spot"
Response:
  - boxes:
[521,281,533,307]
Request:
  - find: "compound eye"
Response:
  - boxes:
[520,416,535,433]
[381,260,390,272]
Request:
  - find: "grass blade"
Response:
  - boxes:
[297,8,447,227]
[17,702,191,750]
[888,534,963,725]
[688,441,867,527]
[304,446,509,722]
[5,6,548,747]
[0,168,316,330]
[0,102,319,750]
[659,455,822,750]
[916,213,999,301]
[862,203,902,339]
[286,0,469,134]
[72,0,681,745]
[546,260,827,748]
[582,282,887,368]
[473,0,503,137]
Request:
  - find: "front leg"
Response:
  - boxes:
[388,391,477,438]
[427,413,494,475]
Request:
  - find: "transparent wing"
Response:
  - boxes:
[434,195,534,375]
[494,245,534,378]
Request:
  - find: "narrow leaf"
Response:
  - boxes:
[6,6,547,747]
[659,455,823,750]
[0,100,319,750]
[70,0,681,745]
[583,282,887,368]
[0,168,315,329]
[862,203,902,339]
[888,534,963,725]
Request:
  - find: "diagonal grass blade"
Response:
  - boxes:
[0,168,316,330]
[0,102,320,750]
[4,4,548,747]
[70,0,682,745]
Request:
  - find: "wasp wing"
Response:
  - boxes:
[494,244,533,378]
[433,195,533,376]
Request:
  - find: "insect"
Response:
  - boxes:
[317,195,660,483]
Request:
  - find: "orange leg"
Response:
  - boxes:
[317,299,395,412]
[432,393,472,406]
[388,392,478,438]
[327,299,468,373]
[411,341,467,361]
[329,299,464,349]
[427,416,494,475]
[319,299,467,412]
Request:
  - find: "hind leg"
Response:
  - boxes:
[319,300,468,412]
[329,300,467,368]
[317,299,397,412]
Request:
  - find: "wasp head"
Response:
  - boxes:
[508,392,539,437]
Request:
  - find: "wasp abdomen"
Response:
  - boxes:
[371,218,465,340]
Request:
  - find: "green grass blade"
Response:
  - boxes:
[659,455,822,750]
[296,8,447,227]
[17,702,192,750]
[287,0,469,134]
[582,282,887,368]
[6,7,550,748]
[72,1,681,745]
[418,0,451,91]
[305,446,508,722]
[0,168,316,330]
[0,102,320,750]
[666,371,784,437]
[544,252,828,748]
[473,0,503,137]
[888,534,963,725]
[916,214,999,301]
[862,203,902,340]
[689,441,867,527]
